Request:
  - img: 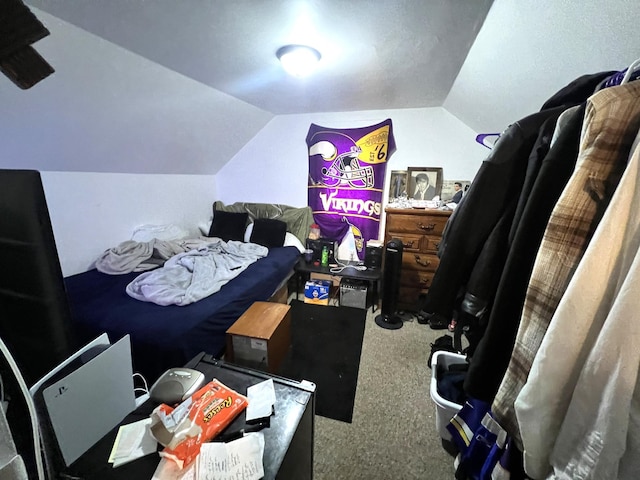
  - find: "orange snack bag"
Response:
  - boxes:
[151,379,248,469]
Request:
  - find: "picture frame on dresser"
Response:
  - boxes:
[441,179,471,203]
[388,170,408,202]
[407,167,443,201]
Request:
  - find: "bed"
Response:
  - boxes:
[64,202,311,383]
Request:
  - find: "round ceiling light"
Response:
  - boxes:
[276,44,321,77]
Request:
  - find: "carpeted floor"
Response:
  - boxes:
[309,303,458,479]
[279,300,366,423]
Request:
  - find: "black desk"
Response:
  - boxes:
[294,259,382,312]
[64,354,315,479]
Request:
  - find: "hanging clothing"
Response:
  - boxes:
[515,138,640,479]
[487,104,585,438]
[462,107,564,400]
[422,71,613,328]
[421,107,563,322]
[494,79,640,454]
[491,82,640,463]
[540,71,617,110]
[440,72,640,480]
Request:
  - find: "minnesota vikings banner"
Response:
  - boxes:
[307,119,395,259]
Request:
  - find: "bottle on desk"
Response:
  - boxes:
[321,245,329,267]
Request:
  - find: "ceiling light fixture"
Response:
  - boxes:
[276,44,321,77]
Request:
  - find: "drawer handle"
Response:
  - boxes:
[403,240,416,248]
[434,242,440,249]
[414,255,431,267]
[419,278,431,286]
[418,222,436,231]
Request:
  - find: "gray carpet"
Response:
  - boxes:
[311,305,457,479]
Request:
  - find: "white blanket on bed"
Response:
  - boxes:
[125,239,268,306]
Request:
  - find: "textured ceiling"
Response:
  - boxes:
[9,1,640,177]
[25,0,494,115]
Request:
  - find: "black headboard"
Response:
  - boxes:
[0,169,77,386]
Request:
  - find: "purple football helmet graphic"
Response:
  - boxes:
[319,145,374,188]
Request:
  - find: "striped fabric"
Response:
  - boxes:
[492,81,640,446]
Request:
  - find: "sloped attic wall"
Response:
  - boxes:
[1,9,273,276]
[445,0,640,134]
[2,9,273,175]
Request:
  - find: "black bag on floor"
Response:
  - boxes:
[428,334,459,369]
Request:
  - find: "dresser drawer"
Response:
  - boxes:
[397,286,428,308]
[401,252,440,272]
[388,233,423,253]
[384,208,451,312]
[386,213,449,236]
[423,236,442,253]
[400,270,434,289]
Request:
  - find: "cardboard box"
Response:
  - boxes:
[310,272,341,287]
[226,302,291,373]
[304,279,331,305]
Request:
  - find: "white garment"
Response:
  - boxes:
[515,141,640,479]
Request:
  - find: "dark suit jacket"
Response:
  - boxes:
[422,107,565,320]
[413,185,435,200]
[463,105,584,401]
[422,71,613,326]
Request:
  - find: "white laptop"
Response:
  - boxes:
[32,334,136,466]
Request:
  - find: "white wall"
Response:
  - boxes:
[216,106,487,207]
[34,108,484,276]
[32,107,484,276]
[41,172,215,276]
[1,10,243,276]
[446,0,640,133]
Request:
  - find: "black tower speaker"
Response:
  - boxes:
[375,238,404,330]
[364,245,382,269]
[0,170,77,386]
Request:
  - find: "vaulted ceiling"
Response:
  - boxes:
[25,0,494,115]
[8,1,640,176]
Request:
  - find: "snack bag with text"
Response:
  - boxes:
[150,379,248,469]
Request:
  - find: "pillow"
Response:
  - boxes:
[284,232,305,253]
[207,210,248,241]
[244,222,253,242]
[198,220,212,236]
[249,218,287,248]
[245,223,304,252]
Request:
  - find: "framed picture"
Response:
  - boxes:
[407,167,443,201]
[441,179,471,204]
[388,170,408,201]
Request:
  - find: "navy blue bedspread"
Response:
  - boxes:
[64,246,300,382]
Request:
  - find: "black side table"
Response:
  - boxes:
[62,354,315,480]
[294,259,383,312]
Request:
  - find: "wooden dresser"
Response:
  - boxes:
[383,207,452,311]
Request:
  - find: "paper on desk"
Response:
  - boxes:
[151,433,264,480]
[197,432,265,480]
[108,418,157,468]
[152,457,196,480]
[246,379,276,421]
